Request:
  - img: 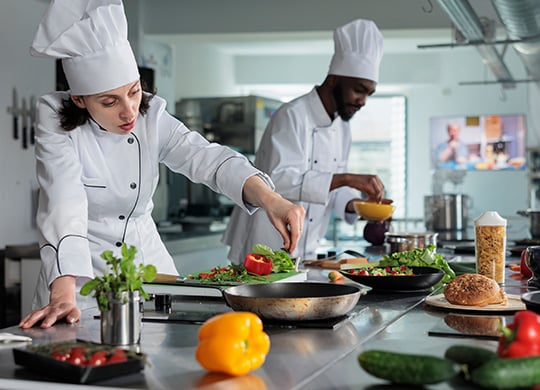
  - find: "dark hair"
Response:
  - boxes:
[58,79,156,131]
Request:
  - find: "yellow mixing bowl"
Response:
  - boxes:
[353,201,395,221]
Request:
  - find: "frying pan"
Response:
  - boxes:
[221,282,364,321]
[149,276,366,321]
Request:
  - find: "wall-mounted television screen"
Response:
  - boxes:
[429,113,527,171]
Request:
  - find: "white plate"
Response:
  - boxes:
[425,293,526,312]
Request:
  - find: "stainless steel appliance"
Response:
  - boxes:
[165,95,282,226]
[424,194,470,231]
[517,209,540,238]
[175,95,282,155]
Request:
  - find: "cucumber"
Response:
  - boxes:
[471,356,540,389]
[444,345,498,370]
[358,350,460,386]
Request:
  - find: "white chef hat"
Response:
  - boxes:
[328,19,384,83]
[30,0,139,96]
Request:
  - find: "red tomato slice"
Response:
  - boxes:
[243,253,273,275]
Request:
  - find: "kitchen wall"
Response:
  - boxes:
[0,1,50,248]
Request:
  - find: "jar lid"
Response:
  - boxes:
[474,211,507,226]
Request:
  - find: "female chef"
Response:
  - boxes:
[19,0,304,329]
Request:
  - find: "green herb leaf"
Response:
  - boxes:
[379,245,455,284]
[80,243,157,311]
[252,244,295,273]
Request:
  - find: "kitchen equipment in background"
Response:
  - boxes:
[424,194,470,231]
[524,246,540,288]
[7,87,19,140]
[21,98,28,149]
[29,95,36,145]
[521,291,540,314]
[165,95,282,224]
[175,95,282,156]
[517,209,540,238]
[384,232,438,254]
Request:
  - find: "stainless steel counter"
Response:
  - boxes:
[0,261,533,389]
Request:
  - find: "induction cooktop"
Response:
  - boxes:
[142,307,367,330]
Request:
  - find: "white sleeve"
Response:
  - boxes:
[34,94,93,288]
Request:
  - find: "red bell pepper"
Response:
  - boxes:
[243,253,273,275]
[497,310,540,358]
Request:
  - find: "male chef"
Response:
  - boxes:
[223,18,388,261]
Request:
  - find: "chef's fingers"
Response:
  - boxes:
[285,207,305,254]
[361,175,385,201]
[19,303,80,329]
[266,201,305,254]
[39,305,80,328]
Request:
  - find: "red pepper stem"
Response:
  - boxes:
[500,324,516,344]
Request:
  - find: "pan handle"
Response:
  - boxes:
[342,249,367,258]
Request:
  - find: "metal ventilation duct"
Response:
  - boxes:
[491,0,540,82]
[436,0,516,88]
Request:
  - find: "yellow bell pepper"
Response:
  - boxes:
[195,311,270,376]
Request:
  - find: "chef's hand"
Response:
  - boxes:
[19,275,80,329]
[331,173,386,202]
[243,176,305,253]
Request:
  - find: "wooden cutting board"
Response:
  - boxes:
[303,257,368,270]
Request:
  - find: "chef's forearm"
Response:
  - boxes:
[330,173,351,191]
[242,175,282,208]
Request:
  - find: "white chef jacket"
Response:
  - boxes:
[33,91,268,309]
[222,87,358,262]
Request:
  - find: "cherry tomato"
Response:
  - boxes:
[88,350,108,366]
[107,349,128,364]
[67,347,87,366]
[51,351,69,362]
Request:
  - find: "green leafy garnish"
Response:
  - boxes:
[252,244,295,273]
[187,264,265,283]
[379,245,455,284]
[80,243,157,312]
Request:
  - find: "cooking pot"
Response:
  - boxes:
[424,194,470,231]
[384,232,438,254]
[517,210,540,238]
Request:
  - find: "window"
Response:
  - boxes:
[348,95,407,218]
[324,95,407,243]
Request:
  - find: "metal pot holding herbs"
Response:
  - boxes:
[517,209,540,238]
[384,232,438,254]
